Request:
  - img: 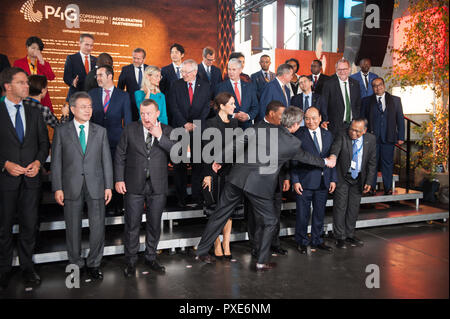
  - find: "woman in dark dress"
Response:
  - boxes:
[202,92,238,259]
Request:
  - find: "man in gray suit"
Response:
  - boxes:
[329,118,376,249]
[115,99,176,278]
[51,91,113,280]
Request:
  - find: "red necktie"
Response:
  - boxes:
[313,75,318,88]
[84,55,89,74]
[234,82,241,106]
[188,82,193,105]
[103,89,111,113]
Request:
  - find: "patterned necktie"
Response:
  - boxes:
[363,73,369,89]
[344,82,351,123]
[103,89,111,113]
[84,55,89,74]
[79,125,86,154]
[206,66,211,81]
[234,82,241,106]
[265,72,269,82]
[312,131,320,153]
[188,82,193,105]
[14,105,24,143]
[145,132,152,178]
[378,96,384,112]
[351,140,359,179]
[313,75,318,89]
[138,66,143,87]
[304,95,310,111]
[176,67,181,79]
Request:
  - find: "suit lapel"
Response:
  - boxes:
[137,121,148,155]
[225,80,239,107]
[69,121,84,156]
[362,135,369,168]
[0,102,21,143]
[334,78,345,109]
[77,53,87,76]
[105,87,118,115]
[84,122,97,155]
[320,128,329,155]
[23,103,33,143]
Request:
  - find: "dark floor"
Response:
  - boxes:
[0,220,448,299]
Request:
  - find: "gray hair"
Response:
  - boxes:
[276,63,293,77]
[227,58,242,69]
[69,91,92,107]
[281,106,303,129]
[335,58,351,69]
[181,59,198,71]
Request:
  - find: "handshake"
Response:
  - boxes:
[324,155,337,168]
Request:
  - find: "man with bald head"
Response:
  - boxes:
[291,106,337,254]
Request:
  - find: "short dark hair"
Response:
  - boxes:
[371,77,385,86]
[202,47,215,57]
[97,53,113,67]
[170,43,185,55]
[229,52,245,60]
[28,75,47,96]
[141,98,159,111]
[26,36,44,51]
[80,33,94,42]
[351,117,368,129]
[69,91,92,107]
[260,54,270,60]
[0,67,28,87]
[265,100,285,116]
[312,59,322,67]
[213,92,234,111]
[299,75,310,81]
[97,64,114,79]
[133,48,146,58]
[285,58,300,73]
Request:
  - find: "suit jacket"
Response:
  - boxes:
[362,92,405,144]
[350,71,379,99]
[215,79,259,128]
[168,78,211,129]
[225,121,325,200]
[0,100,49,191]
[251,70,276,100]
[330,132,377,191]
[290,93,322,113]
[118,63,149,121]
[114,121,176,195]
[89,87,132,152]
[258,79,291,120]
[197,63,222,97]
[308,73,330,95]
[321,75,361,136]
[51,121,113,199]
[63,52,97,99]
[0,54,10,74]
[160,63,179,96]
[291,127,337,189]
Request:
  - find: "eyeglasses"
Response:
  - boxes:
[12,81,30,86]
[349,128,364,133]
[76,106,92,110]
[180,69,194,75]
[336,68,349,72]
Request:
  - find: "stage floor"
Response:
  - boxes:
[1,220,448,299]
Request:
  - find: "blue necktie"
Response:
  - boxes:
[351,140,359,179]
[377,96,383,112]
[15,105,24,143]
[312,131,320,154]
[138,66,143,87]
[304,95,310,111]
[176,67,181,79]
[206,66,211,81]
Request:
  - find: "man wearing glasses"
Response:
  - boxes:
[197,47,222,98]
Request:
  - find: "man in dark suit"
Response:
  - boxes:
[224,52,251,83]
[160,43,185,97]
[362,77,405,195]
[197,47,222,98]
[321,58,361,136]
[215,58,258,129]
[84,53,113,93]
[89,65,132,157]
[0,67,49,288]
[115,99,176,277]
[51,91,113,280]
[118,48,148,121]
[329,118,377,249]
[196,103,336,270]
[0,54,10,74]
[291,107,337,254]
[63,34,97,100]
[251,55,275,100]
[291,75,322,126]
[169,59,211,207]
[308,59,330,95]
[258,64,294,121]
[350,58,379,99]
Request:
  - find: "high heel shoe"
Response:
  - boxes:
[224,254,232,260]
[214,254,224,260]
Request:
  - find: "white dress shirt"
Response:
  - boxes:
[187,79,196,94]
[102,86,115,105]
[173,63,182,79]
[134,65,144,85]
[143,124,162,145]
[376,93,386,111]
[202,62,211,75]
[79,52,91,72]
[308,127,322,152]
[4,97,26,135]
[74,119,89,144]
[360,71,370,89]
[338,78,352,122]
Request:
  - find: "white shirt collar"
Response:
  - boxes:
[308,127,320,135]
[74,118,89,128]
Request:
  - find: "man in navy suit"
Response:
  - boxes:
[89,65,132,158]
[160,43,185,97]
[118,48,148,121]
[251,55,275,100]
[362,77,405,195]
[258,64,294,121]
[215,58,258,129]
[291,107,337,254]
[308,59,330,95]
[168,59,211,207]
[63,34,97,100]
[197,47,222,98]
[291,75,322,126]
[350,58,379,99]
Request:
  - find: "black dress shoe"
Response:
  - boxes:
[0,271,12,289]
[346,236,364,247]
[335,239,347,249]
[123,264,136,278]
[87,267,103,280]
[312,243,333,252]
[384,189,393,195]
[251,249,258,258]
[195,255,216,264]
[256,262,277,271]
[223,254,232,260]
[145,260,166,273]
[271,246,288,255]
[23,269,41,285]
[297,245,307,254]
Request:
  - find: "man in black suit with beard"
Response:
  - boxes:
[196,103,336,271]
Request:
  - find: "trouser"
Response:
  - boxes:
[124,179,166,265]
[0,184,40,273]
[64,182,105,268]
[197,183,277,264]
[174,162,203,203]
[372,142,395,192]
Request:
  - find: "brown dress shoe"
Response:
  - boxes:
[195,255,216,264]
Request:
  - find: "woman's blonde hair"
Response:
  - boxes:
[141,65,161,93]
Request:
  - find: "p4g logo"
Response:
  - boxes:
[20,0,80,28]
